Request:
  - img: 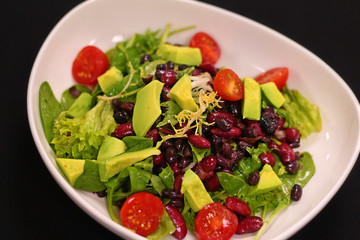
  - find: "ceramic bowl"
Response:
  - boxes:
[27,0,360,239]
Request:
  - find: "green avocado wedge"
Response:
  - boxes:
[98,146,161,182]
[132,80,164,137]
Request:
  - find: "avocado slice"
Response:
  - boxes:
[242,77,261,120]
[247,164,282,196]
[66,92,93,118]
[132,80,164,137]
[98,146,161,182]
[170,74,198,112]
[97,66,123,93]
[260,82,286,108]
[56,158,85,186]
[97,136,127,161]
[180,169,213,212]
[157,44,202,66]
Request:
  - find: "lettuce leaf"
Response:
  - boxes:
[278,87,322,137]
[51,99,117,159]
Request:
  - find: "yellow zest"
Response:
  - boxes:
[174,89,222,136]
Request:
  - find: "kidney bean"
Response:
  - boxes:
[243,121,264,138]
[225,197,251,216]
[215,117,234,132]
[199,62,217,76]
[168,198,184,209]
[248,171,260,186]
[221,141,233,157]
[69,86,81,98]
[188,134,211,149]
[199,156,217,172]
[277,141,296,164]
[164,204,187,240]
[113,110,128,124]
[291,184,303,201]
[286,159,300,174]
[112,122,134,139]
[259,106,279,134]
[161,139,174,150]
[164,146,178,164]
[204,174,221,192]
[259,152,275,166]
[119,101,135,113]
[285,128,300,142]
[192,164,214,181]
[236,216,263,234]
[162,189,182,200]
[211,135,223,153]
[153,153,164,166]
[210,127,241,138]
[145,128,159,145]
[170,161,182,176]
[216,153,233,169]
[161,86,171,101]
[177,157,191,169]
[174,174,184,192]
[207,111,237,125]
[226,101,242,118]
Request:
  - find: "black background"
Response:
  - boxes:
[2,0,360,239]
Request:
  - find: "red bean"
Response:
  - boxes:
[153,153,164,166]
[225,197,251,217]
[119,101,135,113]
[248,171,260,186]
[164,204,187,240]
[199,156,217,172]
[210,127,241,138]
[259,152,275,166]
[291,184,303,201]
[204,174,221,192]
[285,127,301,142]
[173,174,184,192]
[277,141,296,164]
[112,122,134,139]
[170,161,182,176]
[161,70,177,87]
[188,134,211,149]
[145,128,159,145]
[207,111,237,125]
[236,216,263,234]
[192,164,214,181]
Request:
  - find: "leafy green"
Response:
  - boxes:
[51,99,117,159]
[122,136,154,152]
[278,87,322,137]
[159,165,175,189]
[217,172,249,197]
[73,160,105,192]
[134,156,153,172]
[60,84,92,111]
[128,167,149,193]
[189,142,211,162]
[147,210,175,240]
[39,81,63,143]
[157,101,182,127]
[151,175,166,196]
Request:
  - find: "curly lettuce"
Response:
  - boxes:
[51,99,117,159]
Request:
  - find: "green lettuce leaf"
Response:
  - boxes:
[51,99,117,159]
[278,87,322,137]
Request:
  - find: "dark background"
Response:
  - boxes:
[2,0,359,239]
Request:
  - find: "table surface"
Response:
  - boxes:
[2,0,360,239]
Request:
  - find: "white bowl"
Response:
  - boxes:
[27,0,360,239]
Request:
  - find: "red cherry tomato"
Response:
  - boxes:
[195,203,238,240]
[213,69,244,101]
[254,67,289,90]
[189,32,221,65]
[72,45,109,86]
[120,192,164,236]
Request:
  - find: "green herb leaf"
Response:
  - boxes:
[122,136,154,152]
[159,165,175,189]
[39,81,62,143]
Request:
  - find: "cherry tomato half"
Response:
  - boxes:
[189,32,221,65]
[254,67,289,90]
[213,69,244,101]
[120,192,164,236]
[195,203,238,240]
[72,45,109,86]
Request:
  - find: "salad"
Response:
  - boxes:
[39,24,321,240]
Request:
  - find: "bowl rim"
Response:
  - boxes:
[27,0,360,239]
